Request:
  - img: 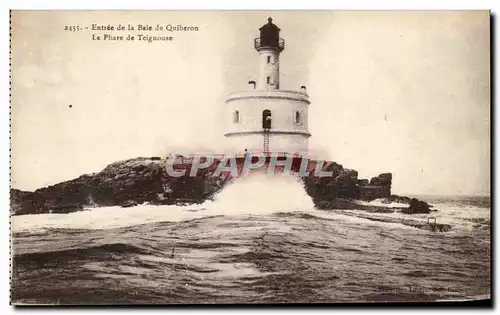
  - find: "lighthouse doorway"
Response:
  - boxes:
[262,109,271,153]
[262,109,272,129]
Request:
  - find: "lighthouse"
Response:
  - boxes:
[224,18,311,156]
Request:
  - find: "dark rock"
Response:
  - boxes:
[401,198,432,214]
[358,173,392,201]
[121,200,138,208]
[357,179,369,186]
[387,194,412,204]
[302,162,361,207]
[10,157,227,215]
[10,189,46,215]
[314,198,359,210]
[370,173,392,186]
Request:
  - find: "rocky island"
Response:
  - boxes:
[11,156,435,217]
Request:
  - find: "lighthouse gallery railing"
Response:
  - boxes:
[254,38,285,51]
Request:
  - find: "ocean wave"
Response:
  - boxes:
[10,205,204,232]
[352,198,408,208]
[13,243,152,263]
[272,211,323,220]
[11,173,316,232]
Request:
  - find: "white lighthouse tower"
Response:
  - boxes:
[224,18,311,155]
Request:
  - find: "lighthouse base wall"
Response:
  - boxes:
[226,133,309,154]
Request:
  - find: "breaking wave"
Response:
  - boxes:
[203,173,315,215]
[12,173,315,233]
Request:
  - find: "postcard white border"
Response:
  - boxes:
[2,1,497,314]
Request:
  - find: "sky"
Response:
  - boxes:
[11,11,490,195]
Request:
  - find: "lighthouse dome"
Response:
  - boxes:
[255,17,284,52]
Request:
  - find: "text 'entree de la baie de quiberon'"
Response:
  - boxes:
[91,23,200,32]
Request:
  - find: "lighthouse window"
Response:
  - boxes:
[295,111,301,124]
[267,56,271,63]
[233,110,240,123]
[266,76,270,84]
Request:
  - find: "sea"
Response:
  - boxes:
[10,174,491,304]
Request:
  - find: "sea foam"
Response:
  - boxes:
[11,173,315,232]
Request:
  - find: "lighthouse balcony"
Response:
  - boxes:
[224,129,311,137]
[226,89,309,104]
[254,37,285,51]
